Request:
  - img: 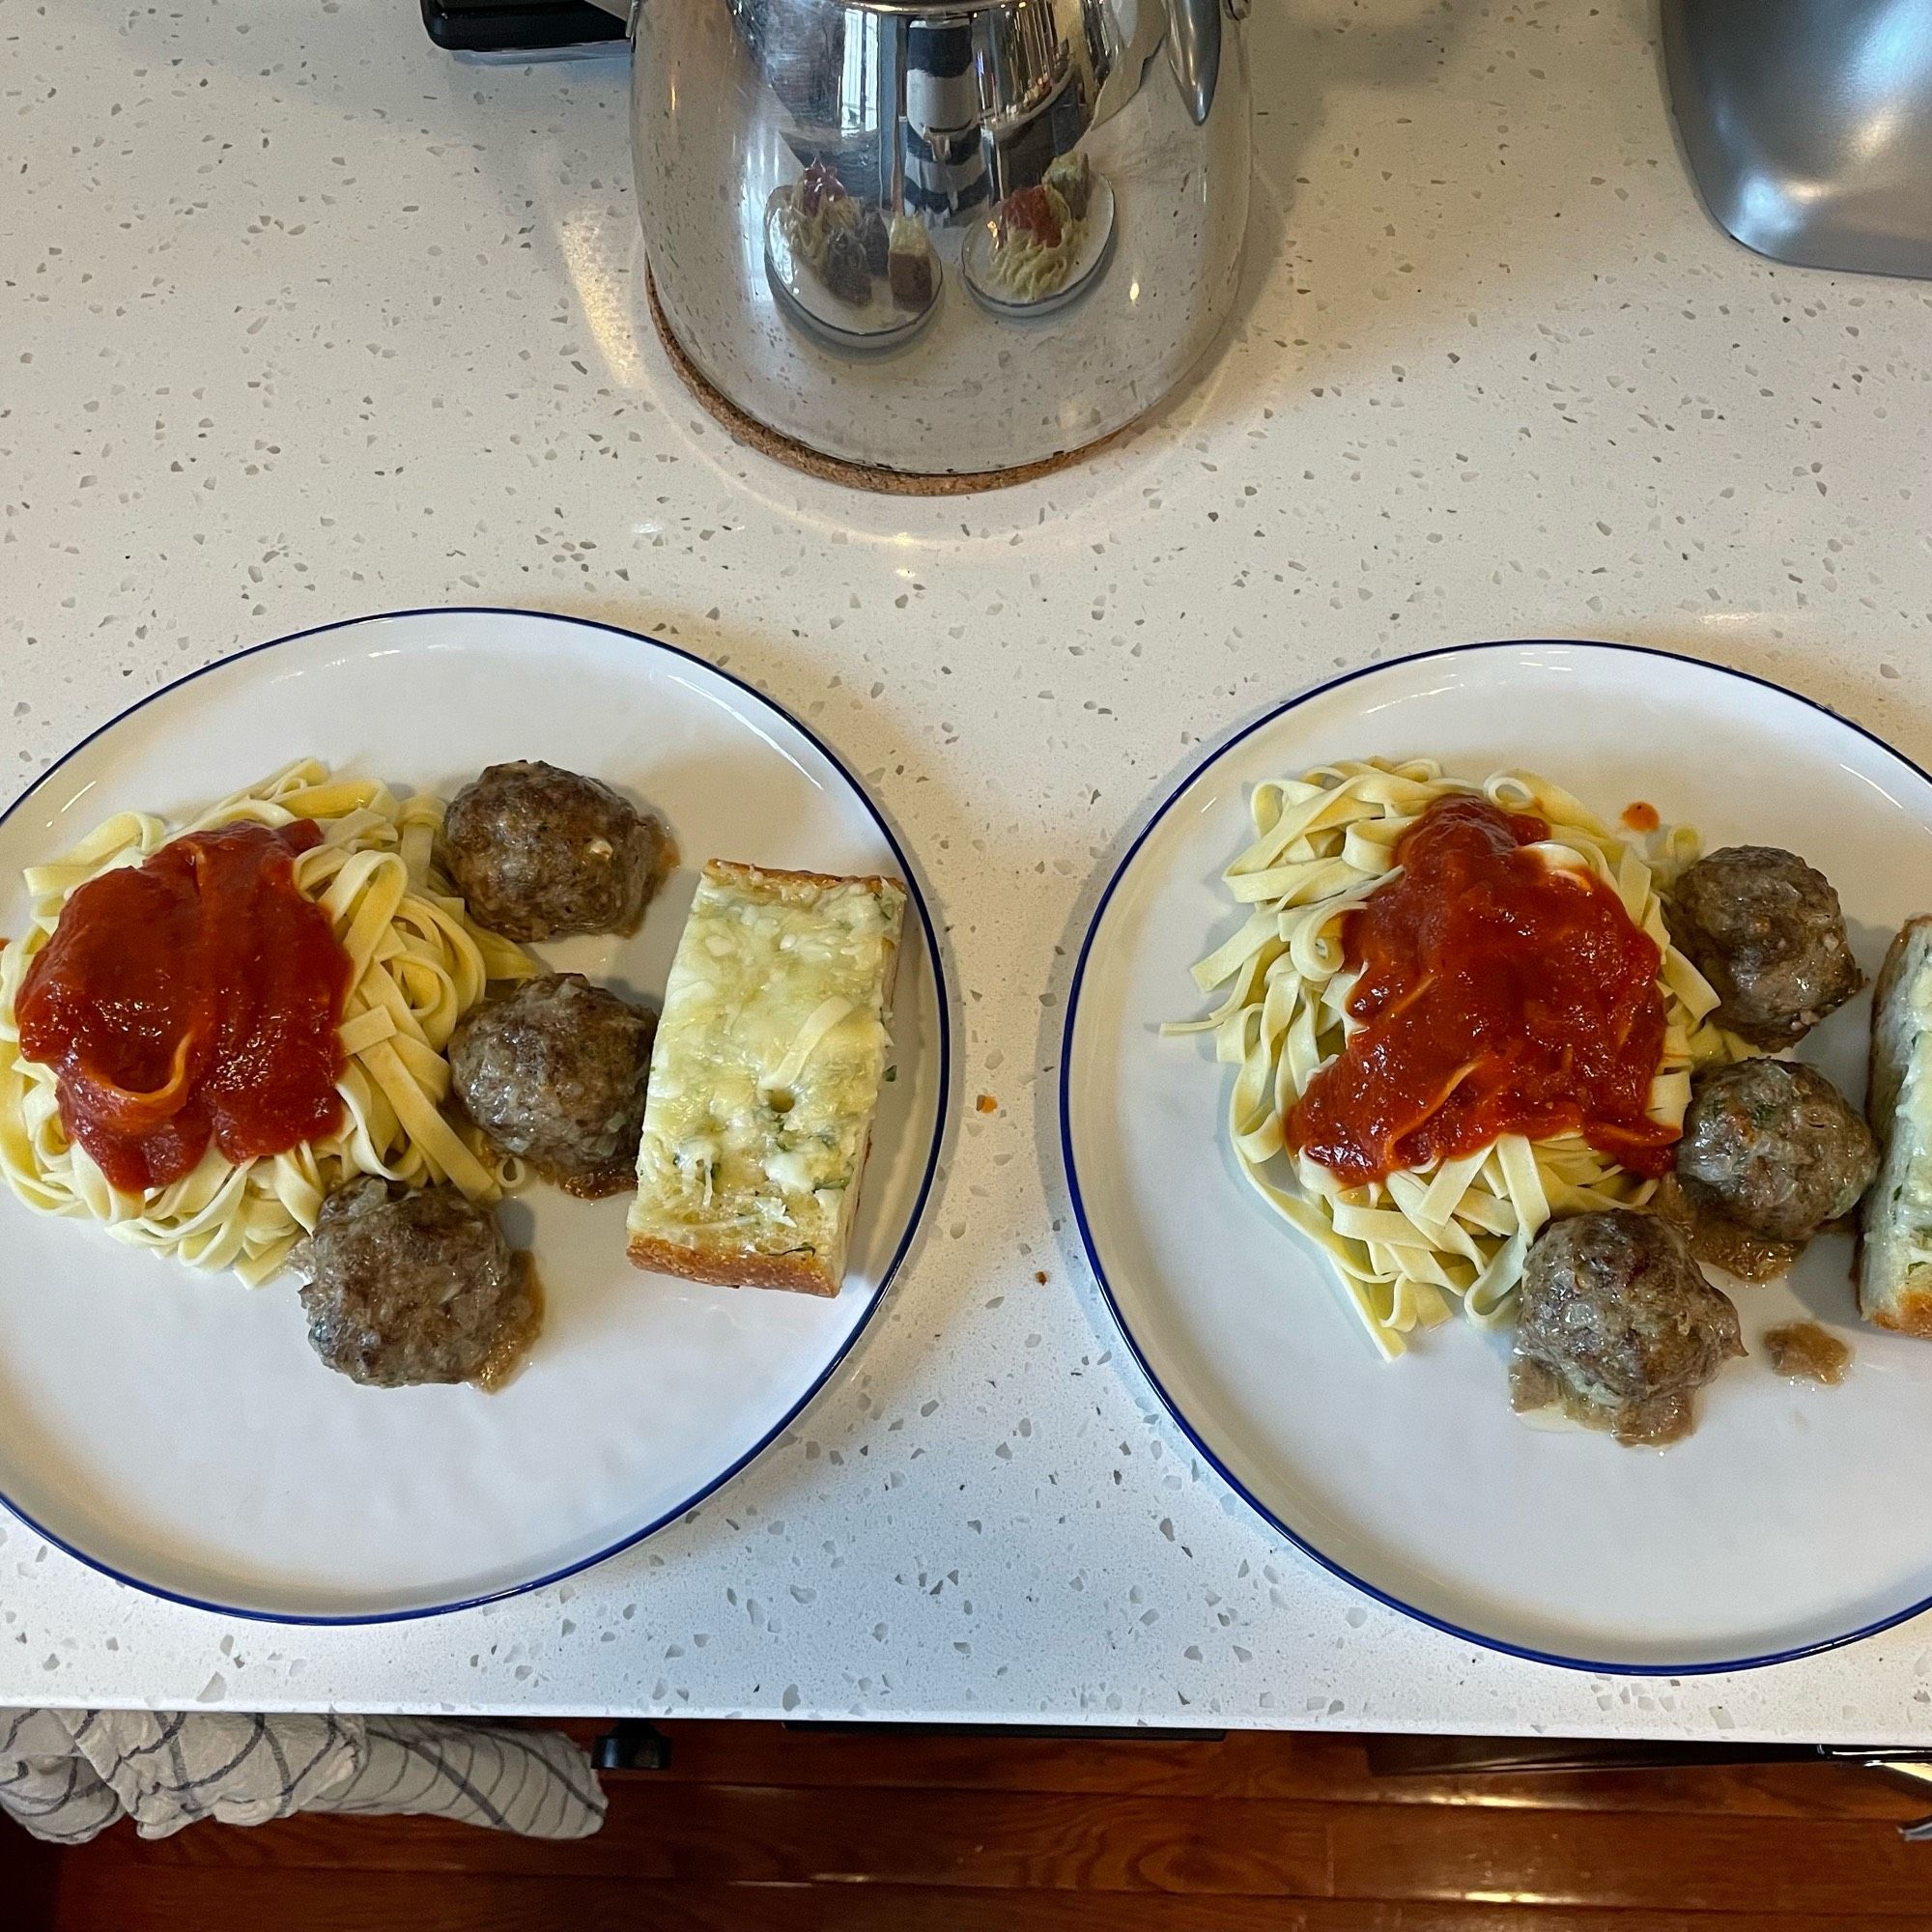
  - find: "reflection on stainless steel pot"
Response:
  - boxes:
[632,0,1251,478]
[907,17,991,216]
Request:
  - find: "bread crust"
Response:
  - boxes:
[626,1233,840,1295]
[1869,1292,1932,1339]
[1873,913,1932,1002]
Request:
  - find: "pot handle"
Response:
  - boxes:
[1165,0,1222,126]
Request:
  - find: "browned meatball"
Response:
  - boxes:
[1676,1057,1875,1241]
[1665,846,1861,1048]
[437,761,668,942]
[1512,1210,1743,1445]
[449,974,656,1197]
[294,1179,538,1389]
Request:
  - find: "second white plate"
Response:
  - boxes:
[0,609,950,1621]
[1064,639,1932,1671]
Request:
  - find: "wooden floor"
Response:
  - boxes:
[14,1720,1932,1929]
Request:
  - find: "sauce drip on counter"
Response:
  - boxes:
[1287,795,1674,1186]
[16,821,350,1194]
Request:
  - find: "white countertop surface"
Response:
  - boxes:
[6,0,1932,1741]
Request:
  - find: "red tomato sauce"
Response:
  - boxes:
[16,821,351,1194]
[1286,795,1674,1186]
[1000,185,1064,247]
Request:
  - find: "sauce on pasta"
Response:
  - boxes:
[1288,795,1674,1186]
[16,821,350,1193]
[1000,185,1064,246]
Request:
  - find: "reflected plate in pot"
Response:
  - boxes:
[962,174,1116,320]
[763,189,942,352]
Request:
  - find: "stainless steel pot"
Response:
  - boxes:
[630,0,1251,478]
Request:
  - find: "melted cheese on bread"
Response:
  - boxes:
[626,861,905,1294]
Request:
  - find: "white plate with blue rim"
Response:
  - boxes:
[0,608,950,1621]
[1063,639,1932,1672]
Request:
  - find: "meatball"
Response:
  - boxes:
[1676,1057,1875,1241]
[437,761,668,942]
[1665,846,1861,1048]
[1512,1210,1743,1446]
[294,1179,538,1389]
[449,973,657,1197]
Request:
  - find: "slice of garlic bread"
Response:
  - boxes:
[1861,915,1932,1336]
[626,860,906,1295]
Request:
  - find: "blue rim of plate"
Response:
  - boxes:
[0,606,953,1625]
[1060,637,1932,1677]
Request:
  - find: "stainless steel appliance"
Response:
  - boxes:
[630,0,1251,479]
[428,0,1250,482]
[1664,0,1932,279]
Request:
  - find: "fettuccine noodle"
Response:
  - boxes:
[0,760,536,1287]
[1165,759,1751,1359]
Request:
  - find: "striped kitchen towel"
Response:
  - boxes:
[0,1707,606,1843]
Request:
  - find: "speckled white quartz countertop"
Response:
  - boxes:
[6,0,1932,1742]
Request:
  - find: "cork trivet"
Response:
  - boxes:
[647,270,1122,496]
